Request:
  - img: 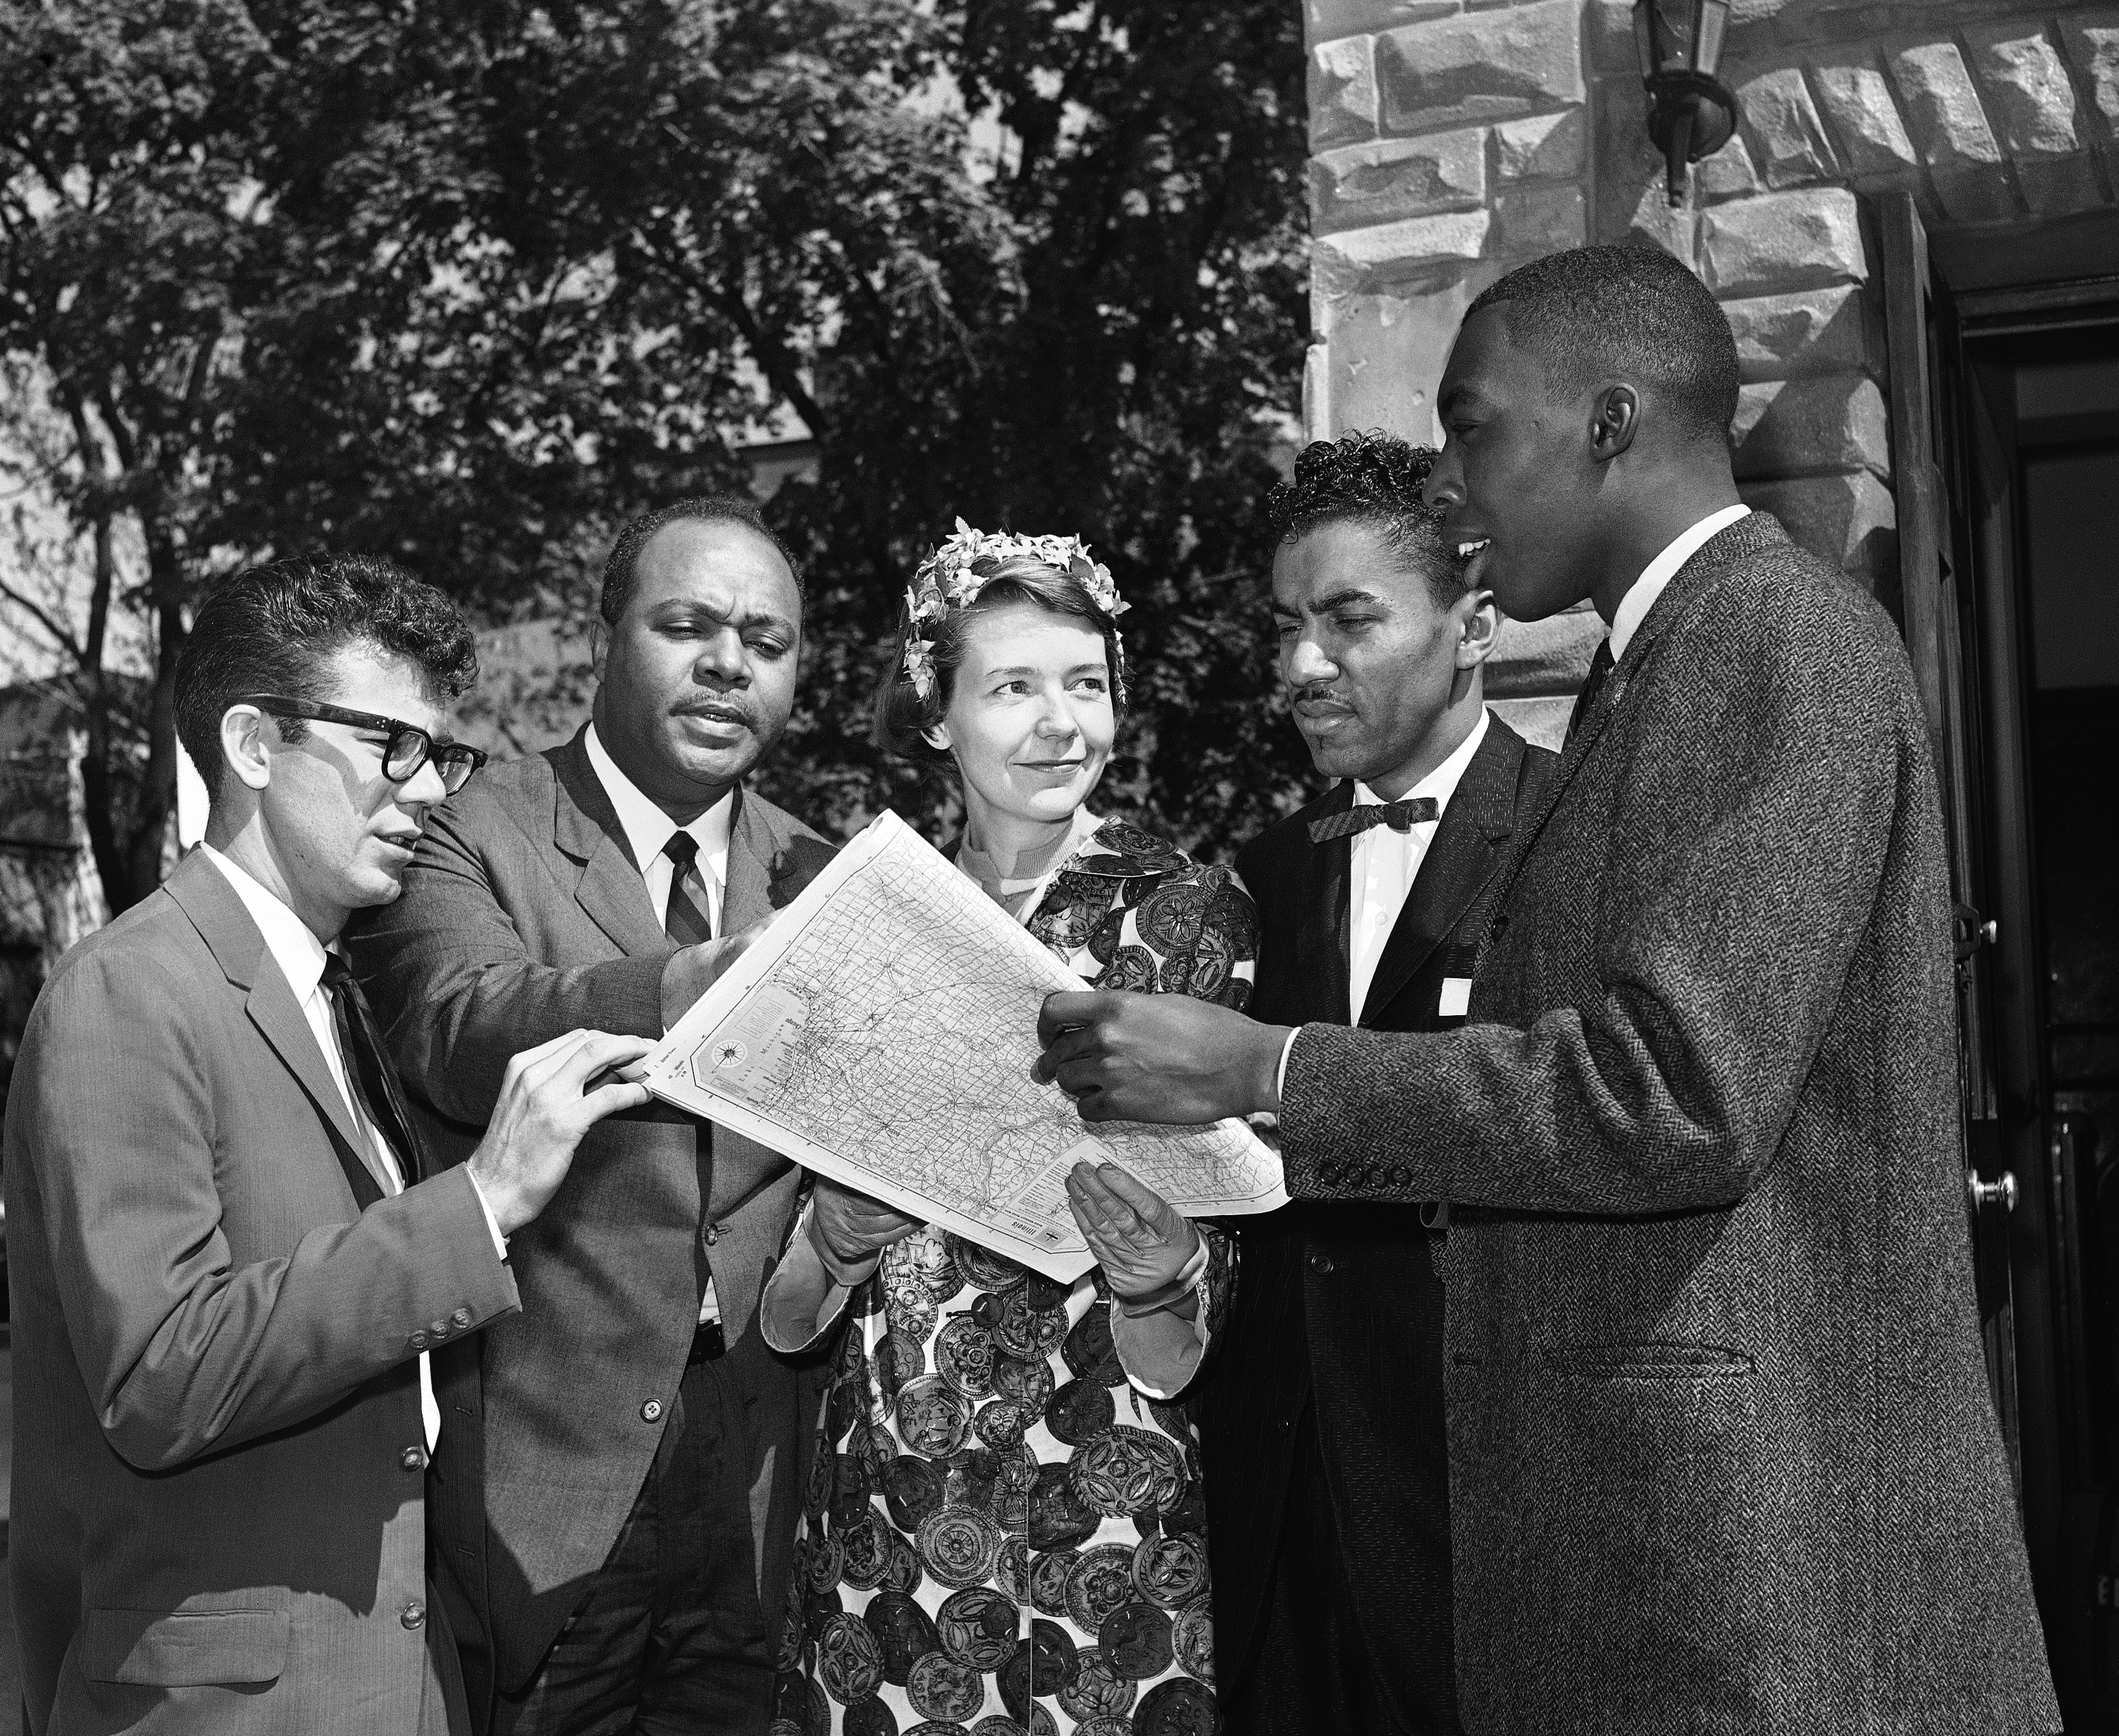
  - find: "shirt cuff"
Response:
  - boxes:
[465,1169,510,1260]
[1275,1026,1301,1103]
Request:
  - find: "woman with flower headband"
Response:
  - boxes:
[759,522,1255,1736]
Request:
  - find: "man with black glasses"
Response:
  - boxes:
[4,555,654,1736]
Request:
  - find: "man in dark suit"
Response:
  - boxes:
[1038,247,2060,1732]
[1202,430,1551,1735]
[353,495,835,1735]
[4,556,650,1736]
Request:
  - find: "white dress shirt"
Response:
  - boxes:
[582,721,734,1327]
[1274,708,1493,1099]
[1345,707,1491,1025]
[585,722,732,938]
[1608,503,1751,660]
[200,844,508,1449]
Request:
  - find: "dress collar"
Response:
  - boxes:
[583,721,734,879]
[1609,503,1751,660]
[1351,705,1491,817]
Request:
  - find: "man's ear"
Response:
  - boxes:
[219,704,275,794]
[589,619,609,683]
[1589,383,1640,464]
[1455,590,1501,671]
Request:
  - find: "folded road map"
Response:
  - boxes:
[630,811,1288,1281]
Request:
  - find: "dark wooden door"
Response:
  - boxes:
[1878,190,2024,1468]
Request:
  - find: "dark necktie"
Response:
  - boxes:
[662,831,715,946]
[662,831,725,1359]
[1308,796,1439,845]
[1566,638,1616,749]
[319,954,424,1189]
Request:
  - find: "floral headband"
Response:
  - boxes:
[900,518,1130,701]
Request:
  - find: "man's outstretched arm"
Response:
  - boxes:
[1037,599,1912,1220]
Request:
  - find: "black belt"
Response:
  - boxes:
[688,1319,726,1364]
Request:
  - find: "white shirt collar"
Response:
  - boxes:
[199,842,333,1004]
[1353,705,1491,816]
[584,722,734,881]
[1609,503,1751,661]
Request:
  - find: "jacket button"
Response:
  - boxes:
[428,1319,450,1339]
[1490,914,1510,939]
[703,1224,721,1247]
[401,1445,428,1472]
[1308,1253,1334,1277]
[401,1600,425,1630]
[450,1308,472,1328]
[406,1332,428,1352]
[641,1400,664,1423]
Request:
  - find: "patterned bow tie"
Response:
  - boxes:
[1308,797,1439,844]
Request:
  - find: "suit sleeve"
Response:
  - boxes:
[351,790,671,1124]
[1280,594,1910,1216]
[17,949,520,1471]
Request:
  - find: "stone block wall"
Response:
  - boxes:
[1303,0,2119,739]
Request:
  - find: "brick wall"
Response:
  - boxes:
[1303,0,2119,739]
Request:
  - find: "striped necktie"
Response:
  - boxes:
[662,831,715,945]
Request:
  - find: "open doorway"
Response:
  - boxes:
[1939,303,2119,1728]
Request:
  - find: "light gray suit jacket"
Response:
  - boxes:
[349,729,836,1699]
[4,849,519,1736]
[1281,515,2059,1735]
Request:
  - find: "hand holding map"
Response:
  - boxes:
[627,811,1288,1280]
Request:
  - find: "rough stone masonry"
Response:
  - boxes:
[1301,0,2119,738]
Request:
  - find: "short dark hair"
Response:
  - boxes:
[175,554,478,800]
[599,495,802,627]
[871,553,1127,764]
[1466,244,1740,444]
[1265,432,1468,609]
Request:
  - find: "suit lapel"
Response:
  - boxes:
[1291,785,1354,1026]
[164,852,384,1209]
[1359,722,1524,1026]
[550,730,676,958]
[1479,512,1787,931]
[722,787,774,936]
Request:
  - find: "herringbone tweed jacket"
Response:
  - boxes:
[1279,512,2059,1735]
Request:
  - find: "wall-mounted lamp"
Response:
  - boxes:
[1633,0,1741,207]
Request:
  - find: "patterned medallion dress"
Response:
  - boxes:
[763,818,1257,1736]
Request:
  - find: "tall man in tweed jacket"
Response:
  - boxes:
[1037,247,2060,1733]
[353,497,835,1735]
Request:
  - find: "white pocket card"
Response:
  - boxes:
[1439,977,1472,1018]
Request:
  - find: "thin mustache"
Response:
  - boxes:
[1291,685,1349,708]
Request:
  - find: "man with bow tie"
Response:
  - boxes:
[1197,430,1554,1736]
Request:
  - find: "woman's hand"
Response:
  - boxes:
[809,1177,923,1273]
[1065,1161,1200,1303]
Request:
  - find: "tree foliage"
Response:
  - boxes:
[1,0,1310,920]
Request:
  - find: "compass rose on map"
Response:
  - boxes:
[711,1039,748,1069]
